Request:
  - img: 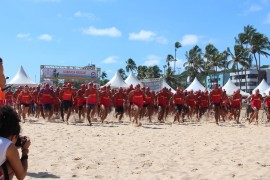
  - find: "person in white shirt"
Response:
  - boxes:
[0,105,31,180]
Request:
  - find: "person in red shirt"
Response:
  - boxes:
[156,88,170,123]
[143,87,155,122]
[220,90,230,122]
[264,91,270,123]
[230,89,242,124]
[75,86,86,121]
[38,84,54,120]
[171,87,185,123]
[112,87,126,122]
[17,85,32,122]
[59,83,74,125]
[247,89,263,125]
[13,86,23,116]
[128,84,144,126]
[5,87,13,107]
[185,90,196,121]
[99,86,111,123]
[84,82,99,126]
[198,90,209,121]
[209,83,223,125]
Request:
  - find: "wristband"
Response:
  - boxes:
[21,155,28,161]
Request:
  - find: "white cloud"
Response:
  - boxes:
[180,34,199,46]
[247,4,263,12]
[38,34,53,41]
[82,26,121,37]
[264,13,270,24]
[144,55,161,66]
[129,30,156,41]
[16,33,32,40]
[102,56,119,64]
[74,11,97,20]
[129,30,168,44]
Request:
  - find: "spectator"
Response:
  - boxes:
[0,105,31,179]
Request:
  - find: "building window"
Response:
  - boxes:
[247,74,257,78]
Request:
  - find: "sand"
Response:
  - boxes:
[20,111,270,180]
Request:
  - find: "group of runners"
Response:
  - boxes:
[2,82,270,126]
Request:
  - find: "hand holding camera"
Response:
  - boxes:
[15,136,31,151]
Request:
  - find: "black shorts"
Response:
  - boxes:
[62,100,72,111]
[213,103,220,107]
[143,103,150,108]
[21,103,30,107]
[174,104,183,111]
[43,104,52,111]
[115,106,124,113]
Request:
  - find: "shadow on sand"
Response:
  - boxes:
[27,172,60,178]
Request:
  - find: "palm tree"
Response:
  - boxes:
[126,58,137,73]
[183,45,204,81]
[220,50,229,86]
[137,65,148,79]
[166,54,174,67]
[146,65,162,78]
[163,65,167,76]
[100,71,107,80]
[174,41,182,73]
[204,44,220,86]
[164,67,177,89]
[118,68,127,79]
[227,45,250,90]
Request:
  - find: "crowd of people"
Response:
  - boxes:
[1,81,270,126]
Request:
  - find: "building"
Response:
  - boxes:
[230,67,270,94]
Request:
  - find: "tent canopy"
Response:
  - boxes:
[185,77,205,92]
[162,79,176,93]
[105,71,128,88]
[252,79,270,94]
[124,73,143,87]
[222,79,250,97]
[7,66,37,87]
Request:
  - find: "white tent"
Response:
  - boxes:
[125,73,143,87]
[7,66,37,87]
[162,79,176,93]
[264,86,270,95]
[252,79,270,94]
[185,77,205,92]
[222,79,250,97]
[105,71,128,88]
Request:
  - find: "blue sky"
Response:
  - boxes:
[1,0,270,83]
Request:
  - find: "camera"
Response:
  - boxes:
[15,136,27,148]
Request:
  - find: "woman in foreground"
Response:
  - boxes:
[0,105,31,180]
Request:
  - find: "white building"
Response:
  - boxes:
[230,66,270,94]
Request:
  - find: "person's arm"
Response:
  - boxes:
[6,144,28,180]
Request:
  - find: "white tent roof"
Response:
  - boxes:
[105,71,128,88]
[162,79,176,93]
[222,79,250,97]
[125,73,143,87]
[252,79,270,94]
[7,66,37,87]
[264,86,270,95]
[185,77,205,92]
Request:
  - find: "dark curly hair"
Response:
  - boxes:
[0,105,21,138]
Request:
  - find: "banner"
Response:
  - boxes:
[141,78,162,92]
[43,68,98,79]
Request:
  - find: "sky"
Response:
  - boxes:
[1,0,270,83]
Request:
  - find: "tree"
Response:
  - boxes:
[126,58,137,73]
[174,42,182,72]
[100,71,107,80]
[183,45,204,81]
[146,65,162,78]
[137,65,148,79]
[118,68,127,79]
[164,67,177,89]
[166,54,174,67]
[227,45,250,90]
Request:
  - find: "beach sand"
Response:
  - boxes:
[21,111,270,180]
